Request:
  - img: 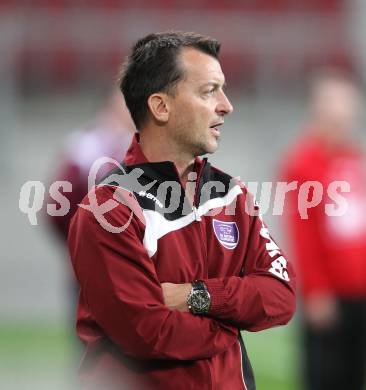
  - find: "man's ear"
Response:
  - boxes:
[147,93,170,124]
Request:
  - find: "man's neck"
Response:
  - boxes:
[139,128,195,184]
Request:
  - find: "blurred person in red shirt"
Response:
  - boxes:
[280,69,366,390]
[47,90,135,241]
[46,90,135,326]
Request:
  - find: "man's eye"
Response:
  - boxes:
[201,88,216,98]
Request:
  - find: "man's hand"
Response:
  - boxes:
[161,282,191,312]
[304,293,339,330]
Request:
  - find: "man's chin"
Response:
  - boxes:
[210,137,220,151]
[201,140,219,155]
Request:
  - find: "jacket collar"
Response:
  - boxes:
[124,133,149,166]
[123,132,207,184]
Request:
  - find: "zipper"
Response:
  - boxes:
[193,159,212,387]
[192,159,208,276]
[192,205,201,221]
[192,158,207,210]
[192,157,206,221]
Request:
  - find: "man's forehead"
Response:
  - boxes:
[180,48,225,84]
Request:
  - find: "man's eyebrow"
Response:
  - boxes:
[201,80,226,89]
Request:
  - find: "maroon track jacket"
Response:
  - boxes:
[68,134,296,389]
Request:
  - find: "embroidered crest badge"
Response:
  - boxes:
[212,219,239,250]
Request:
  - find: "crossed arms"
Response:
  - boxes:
[68,186,296,360]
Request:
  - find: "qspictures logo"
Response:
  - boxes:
[18,157,351,232]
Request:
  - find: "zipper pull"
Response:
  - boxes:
[192,206,201,221]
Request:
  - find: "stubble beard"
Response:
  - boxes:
[172,120,220,157]
[185,133,218,157]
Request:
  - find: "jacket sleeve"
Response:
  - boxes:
[68,186,238,361]
[203,198,296,331]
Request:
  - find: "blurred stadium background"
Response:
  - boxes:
[1,1,366,389]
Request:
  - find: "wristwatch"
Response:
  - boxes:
[187,280,211,315]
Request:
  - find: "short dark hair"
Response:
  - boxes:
[119,31,221,129]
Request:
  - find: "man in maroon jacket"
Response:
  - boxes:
[68,31,296,389]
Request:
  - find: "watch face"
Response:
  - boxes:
[191,290,210,313]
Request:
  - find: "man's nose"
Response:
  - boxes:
[216,91,234,115]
